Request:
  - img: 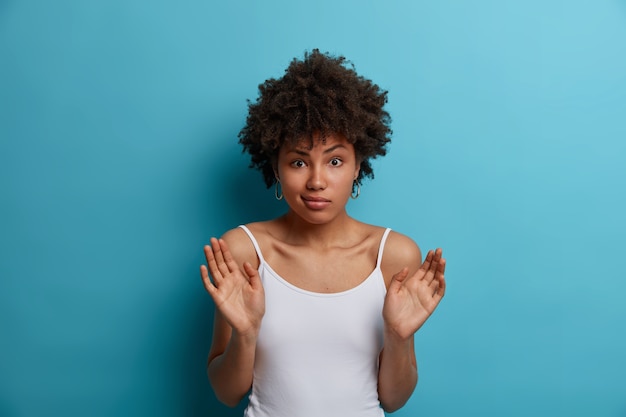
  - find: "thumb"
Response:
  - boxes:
[392,267,409,282]
[389,267,409,291]
[243,262,262,288]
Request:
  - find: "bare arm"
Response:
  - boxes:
[378,324,418,412]
[201,231,264,407]
[378,234,446,412]
[206,311,258,406]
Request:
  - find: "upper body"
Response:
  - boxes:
[231,222,413,417]
[200,50,446,415]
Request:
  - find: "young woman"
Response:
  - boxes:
[200,50,446,417]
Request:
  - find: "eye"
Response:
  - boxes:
[329,158,343,167]
[291,159,306,168]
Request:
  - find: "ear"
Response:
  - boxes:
[353,161,361,181]
[272,159,279,181]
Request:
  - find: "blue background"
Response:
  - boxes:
[1,1,625,416]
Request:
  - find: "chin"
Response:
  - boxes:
[305,212,346,226]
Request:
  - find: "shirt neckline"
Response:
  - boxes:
[260,259,383,298]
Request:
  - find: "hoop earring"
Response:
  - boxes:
[275,179,283,200]
[350,180,360,199]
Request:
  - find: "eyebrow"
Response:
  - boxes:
[289,144,347,156]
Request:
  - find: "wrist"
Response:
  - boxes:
[382,326,417,372]
[231,326,260,346]
[383,324,414,348]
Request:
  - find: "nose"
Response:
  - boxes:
[306,165,326,190]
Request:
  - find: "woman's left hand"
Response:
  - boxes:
[382,248,446,340]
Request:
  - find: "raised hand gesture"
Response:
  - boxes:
[382,248,446,340]
[200,237,265,338]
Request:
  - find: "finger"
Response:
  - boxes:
[423,256,439,285]
[392,267,410,283]
[431,248,442,270]
[243,262,262,289]
[204,245,223,283]
[210,237,230,277]
[388,267,409,292]
[429,276,440,296]
[219,238,240,273]
[436,275,446,298]
[437,256,446,276]
[200,265,217,294]
[417,250,434,280]
[425,253,446,284]
[425,249,443,284]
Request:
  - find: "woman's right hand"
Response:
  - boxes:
[201,237,265,338]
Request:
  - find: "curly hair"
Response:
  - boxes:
[238,49,392,188]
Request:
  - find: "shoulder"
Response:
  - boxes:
[220,225,261,270]
[380,230,422,286]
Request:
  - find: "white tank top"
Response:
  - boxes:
[239,225,390,417]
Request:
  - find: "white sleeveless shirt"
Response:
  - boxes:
[239,225,390,417]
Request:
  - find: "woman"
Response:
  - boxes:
[201,50,446,417]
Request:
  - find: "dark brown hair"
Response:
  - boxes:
[239,49,392,188]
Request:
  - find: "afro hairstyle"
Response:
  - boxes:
[238,49,392,188]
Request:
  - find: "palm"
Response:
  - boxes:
[383,248,446,340]
[201,238,265,335]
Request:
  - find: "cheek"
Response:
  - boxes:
[328,172,357,194]
[279,172,305,192]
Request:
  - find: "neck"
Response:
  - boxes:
[279,211,358,249]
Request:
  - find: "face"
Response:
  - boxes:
[275,133,360,225]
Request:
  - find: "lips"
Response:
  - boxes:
[302,196,331,210]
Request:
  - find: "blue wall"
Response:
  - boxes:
[1,1,625,416]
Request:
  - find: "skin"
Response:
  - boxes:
[200,133,446,411]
